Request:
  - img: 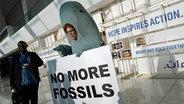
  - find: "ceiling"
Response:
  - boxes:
[88,0,116,13]
[0,0,20,18]
[0,0,116,22]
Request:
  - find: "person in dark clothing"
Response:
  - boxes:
[10,41,43,104]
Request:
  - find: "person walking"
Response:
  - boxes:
[10,40,43,104]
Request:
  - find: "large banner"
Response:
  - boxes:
[132,39,184,58]
[105,2,184,43]
[46,46,123,104]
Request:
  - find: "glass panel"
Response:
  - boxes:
[7,0,54,36]
[134,0,146,7]
[111,3,121,18]
[104,9,113,22]
[122,0,133,13]
[92,11,103,32]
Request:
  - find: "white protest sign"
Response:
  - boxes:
[46,46,123,104]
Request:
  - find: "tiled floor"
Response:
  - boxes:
[1,76,184,104]
[0,76,52,104]
[118,78,184,104]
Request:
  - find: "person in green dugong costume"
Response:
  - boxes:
[54,1,105,57]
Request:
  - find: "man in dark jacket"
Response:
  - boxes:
[10,41,43,104]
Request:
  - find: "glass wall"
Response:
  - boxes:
[101,0,184,78]
[6,0,54,36]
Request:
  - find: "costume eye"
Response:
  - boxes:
[79,10,83,13]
